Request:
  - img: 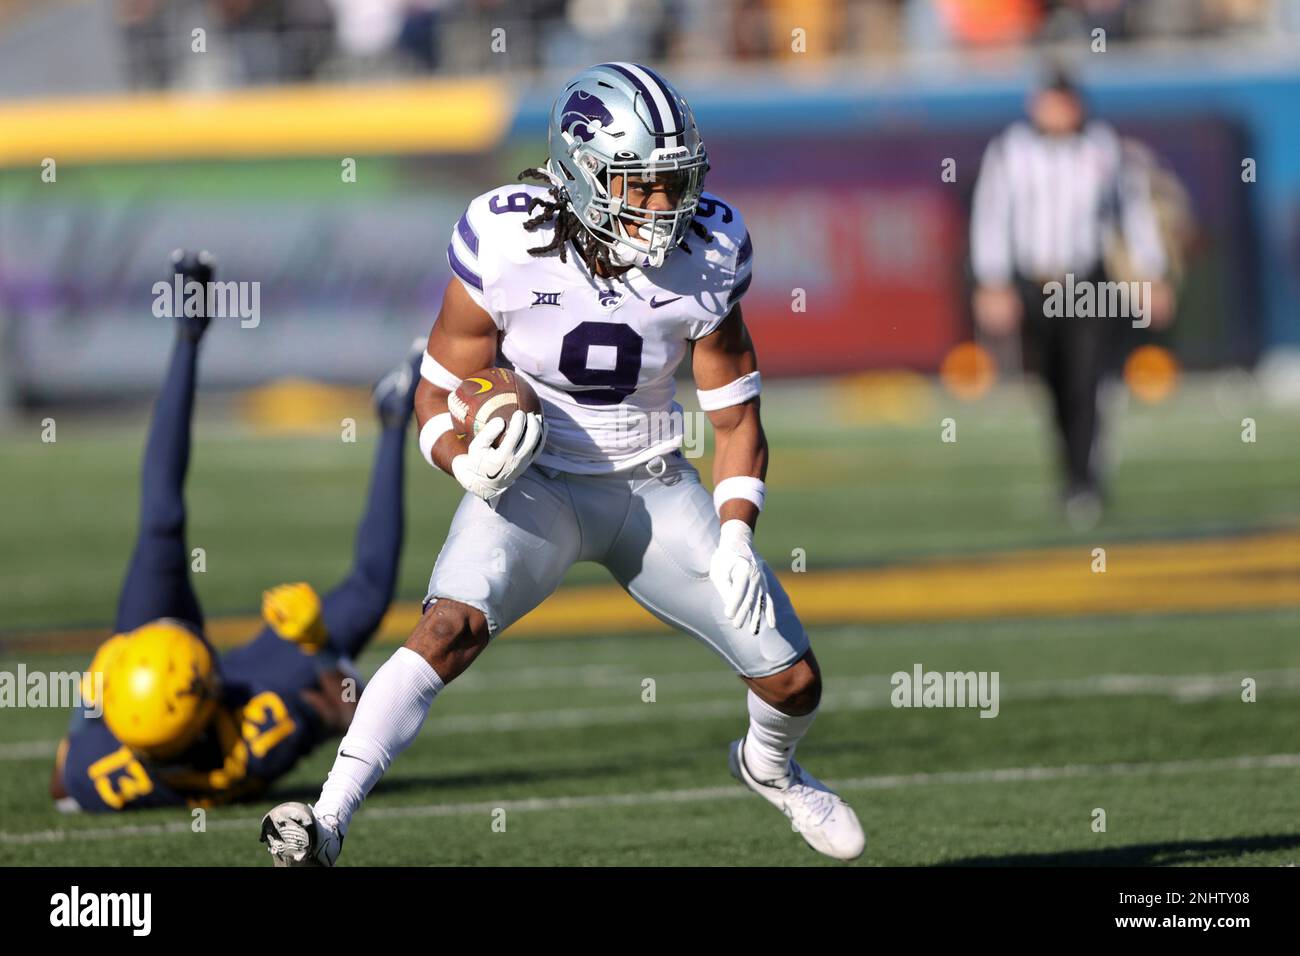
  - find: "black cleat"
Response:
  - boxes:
[168,248,216,342]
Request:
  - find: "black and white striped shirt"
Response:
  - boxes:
[971,119,1167,285]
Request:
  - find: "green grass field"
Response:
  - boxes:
[1,375,1298,865]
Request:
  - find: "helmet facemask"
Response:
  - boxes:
[561,145,707,269]
[545,63,710,270]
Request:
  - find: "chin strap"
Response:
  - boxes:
[593,216,668,269]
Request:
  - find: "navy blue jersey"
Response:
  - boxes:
[62,633,328,812]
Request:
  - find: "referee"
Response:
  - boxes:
[970,70,1172,528]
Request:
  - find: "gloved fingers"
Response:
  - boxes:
[514,411,544,462]
[720,564,748,622]
[731,571,759,630]
[498,409,527,456]
[468,415,507,453]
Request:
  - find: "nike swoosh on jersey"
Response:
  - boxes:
[649,295,683,308]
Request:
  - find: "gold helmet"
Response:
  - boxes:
[100,620,221,759]
[80,632,129,708]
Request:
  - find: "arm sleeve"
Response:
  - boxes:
[970,134,1016,287]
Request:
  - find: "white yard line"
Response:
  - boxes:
[2,669,1297,760]
[3,751,1298,846]
[0,740,62,760]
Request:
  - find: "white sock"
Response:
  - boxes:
[314,647,444,834]
[742,688,818,786]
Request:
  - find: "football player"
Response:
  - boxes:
[50,251,420,812]
[261,63,864,864]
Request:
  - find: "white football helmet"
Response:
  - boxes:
[545,62,708,269]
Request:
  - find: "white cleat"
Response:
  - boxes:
[729,736,866,861]
[259,802,343,867]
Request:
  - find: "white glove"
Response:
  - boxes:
[709,519,777,634]
[451,410,545,502]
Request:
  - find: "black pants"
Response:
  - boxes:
[115,330,409,660]
[1016,270,1118,495]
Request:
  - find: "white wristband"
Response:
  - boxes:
[697,371,761,411]
[713,475,765,515]
[419,412,455,468]
[420,351,463,392]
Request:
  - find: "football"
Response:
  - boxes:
[447,367,542,444]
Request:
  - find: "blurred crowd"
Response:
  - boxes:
[12,0,1300,89]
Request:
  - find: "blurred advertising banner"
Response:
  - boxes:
[0,146,968,396]
[0,158,471,399]
[706,134,968,376]
[717,180,966,375]
[0,82,1275,400]
[704,118,1257,376]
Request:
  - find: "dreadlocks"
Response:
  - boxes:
[516,166,712,274]
[517,167,600,272]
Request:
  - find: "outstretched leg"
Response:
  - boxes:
[604,457,864,861]
[310,599,488,841]
[261,465,581,865]
[113,251,214,635]
[258,599,488,867]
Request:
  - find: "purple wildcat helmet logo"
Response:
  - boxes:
[560,90,615,143]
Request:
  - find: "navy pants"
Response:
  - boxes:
[114,333,407,688]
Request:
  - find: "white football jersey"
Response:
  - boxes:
[446,183,753,473]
